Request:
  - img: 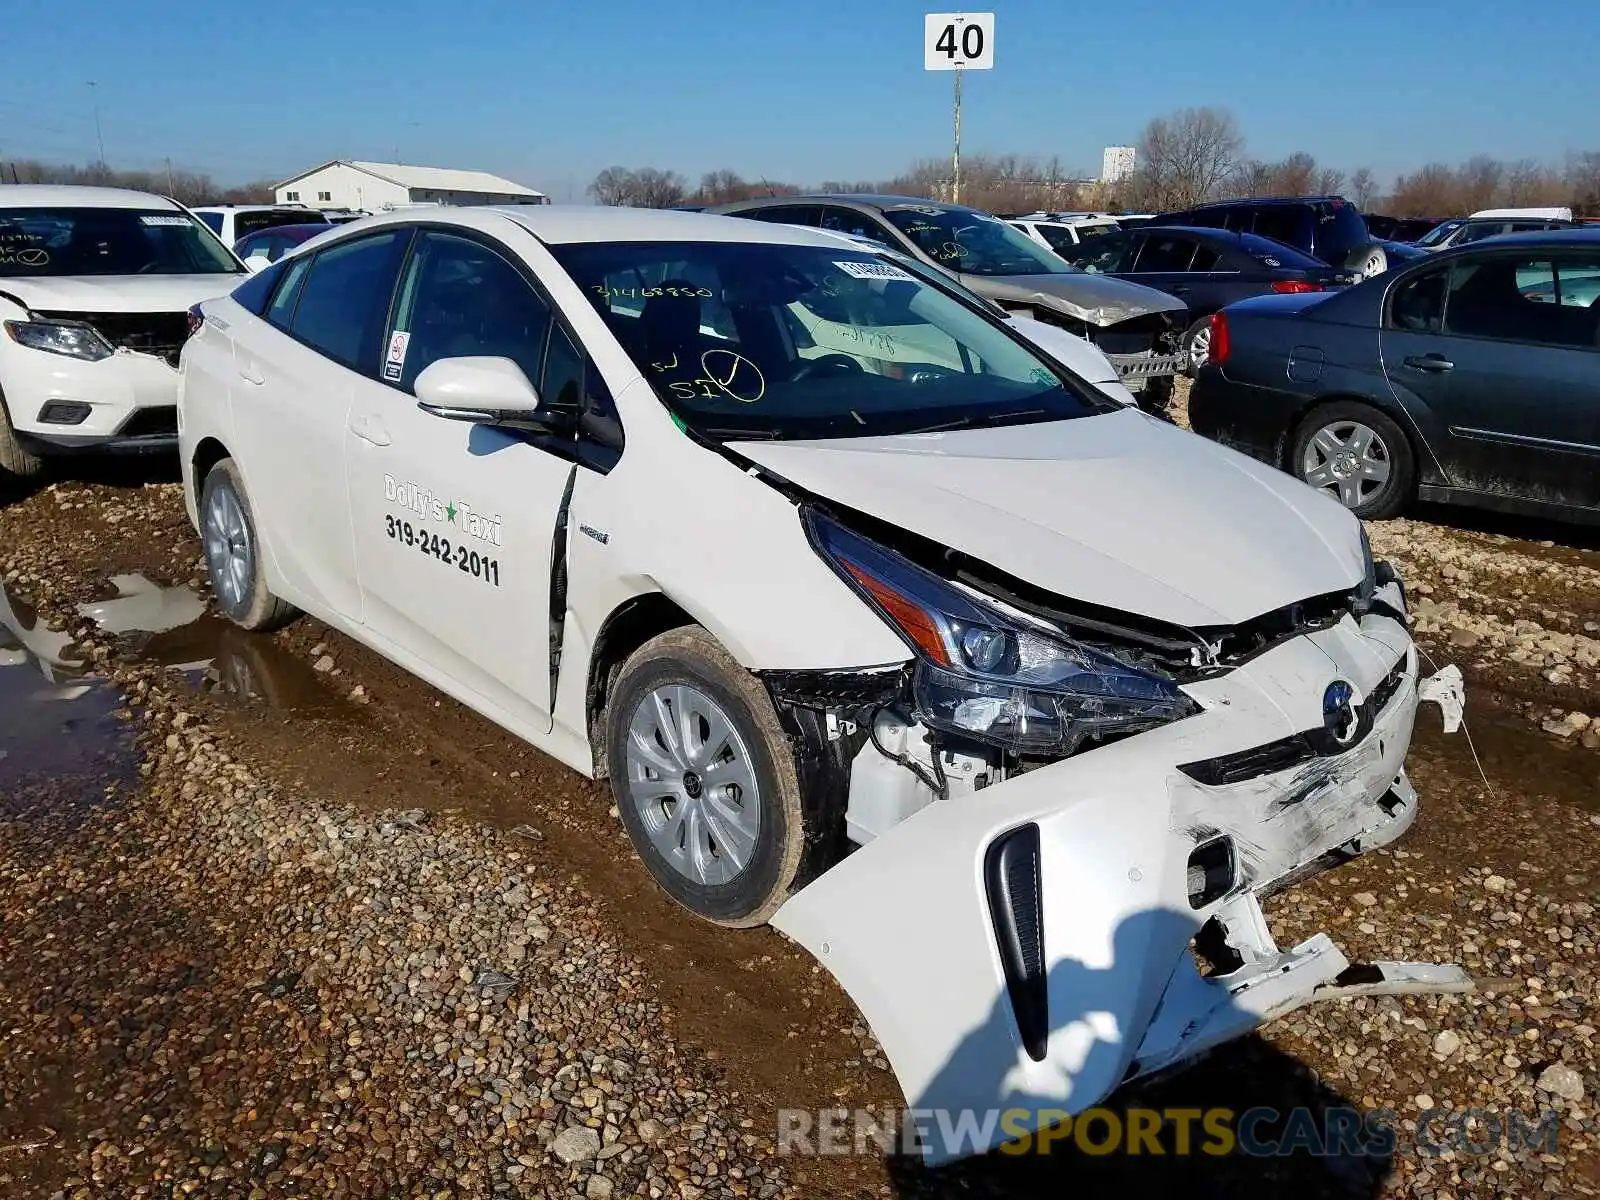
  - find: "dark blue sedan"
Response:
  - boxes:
[1189,229,1600,524]
[1057,226,1352,373]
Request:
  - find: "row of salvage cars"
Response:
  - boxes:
[5,182,1487,1163]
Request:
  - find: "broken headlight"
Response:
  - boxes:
[807,511,1197,754]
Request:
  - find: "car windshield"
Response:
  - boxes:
[552,240,1110,442]
[881,207,1075,276]
[0,207,240,277]
[1415,220,1465,248]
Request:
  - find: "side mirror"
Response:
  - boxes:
[414,356,569,432]
[244,254,271,273]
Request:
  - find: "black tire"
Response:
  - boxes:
[606,626,807,928]
[1289,401,1415,520]
[198,458,299,631]
[1344,242,1389,280]
[0,386,44,481]
[1180,316,1213,377]
[1136,374,1176,421]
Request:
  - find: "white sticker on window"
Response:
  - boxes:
[140,215,191,227]
[383,330,410,382]
[833,259,916,282]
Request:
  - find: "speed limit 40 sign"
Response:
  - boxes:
[924,12,994,70]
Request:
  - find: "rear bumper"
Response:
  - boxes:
[1188,366,1302,467]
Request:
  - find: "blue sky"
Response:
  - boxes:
[0,0,1591,195]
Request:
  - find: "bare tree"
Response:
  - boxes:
[588,166,637,207]
[1130,106,1245,211]
[1456,155,1504,213]
[631,168,687,208]
[1564,151,1600,216]
[1313,166,1346,196]
[1388,163,1460,217]
[1349,167,1378,210]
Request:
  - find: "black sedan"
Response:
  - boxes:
[1189,229,1600,523]
[1059,226,1352,373]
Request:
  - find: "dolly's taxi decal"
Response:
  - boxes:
[384,475,503,547]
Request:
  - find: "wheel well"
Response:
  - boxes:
[585,593,696,778]
[192,437,230,490]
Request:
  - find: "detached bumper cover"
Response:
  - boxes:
[772,613,1466,1164]
[1106,350,1185,380]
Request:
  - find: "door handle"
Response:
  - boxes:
[350,414,392,447]
[1403,354,1454,373]
[238,361,265,385]
[1170,285,1191,295]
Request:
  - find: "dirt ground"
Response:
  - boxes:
[1,451,1596,1200]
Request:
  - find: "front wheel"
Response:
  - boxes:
[606,627,808,927]
[0,389,43,481]
[1290,401,1415,519]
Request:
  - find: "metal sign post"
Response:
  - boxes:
[925,12,994,206]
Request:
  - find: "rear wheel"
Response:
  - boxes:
[0,388,43,481]
[1345,242,1389,280]
[200,458,299,630]
[606,627,808,927]
[1180,316,1213,376]
[1290,401,1415,519]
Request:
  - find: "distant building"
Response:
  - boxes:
[1101,146,1136,184]
[272,160,547,213]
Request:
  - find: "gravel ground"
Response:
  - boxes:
[2,455,1597,1199]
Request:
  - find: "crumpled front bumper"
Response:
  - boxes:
[1105,350,1185,381]
[772,608,1467,1163]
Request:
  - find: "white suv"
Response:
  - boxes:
[190,204,331,249]
[0,185,246,480]
[1006,213,1122,255]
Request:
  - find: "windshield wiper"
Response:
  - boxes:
[894,408,1048,435]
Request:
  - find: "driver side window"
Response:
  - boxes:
[385,230,552,392]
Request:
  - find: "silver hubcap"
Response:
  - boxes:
[1302,420,1392,509]
[1188,324,1211,369]
[203,484,253,610]
[625,683,760,887]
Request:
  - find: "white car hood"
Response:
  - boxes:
[0,274,245,314]
[730,409,1365,627]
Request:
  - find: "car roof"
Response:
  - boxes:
[1438,227,1600,251]
[0,184,181,210]
[715,194,980,215]
[190,203,321,214]
[1183,195,1345,210]
[335,204,859,249]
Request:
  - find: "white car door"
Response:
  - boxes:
[231,228,410,618]
[344,227,580,736]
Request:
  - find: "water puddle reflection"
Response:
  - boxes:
[139,616,355,714]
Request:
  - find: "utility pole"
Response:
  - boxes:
[951,65,963,205]
[87,81,106,167]
[165,156,175,196]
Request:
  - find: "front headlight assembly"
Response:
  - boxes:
[3,319,114,362]
[807,511,1197,755]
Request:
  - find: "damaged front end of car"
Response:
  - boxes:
[763,506,1469,1165]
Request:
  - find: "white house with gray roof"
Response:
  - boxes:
[273,160,546,214]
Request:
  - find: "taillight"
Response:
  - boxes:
[1271,279,1324,294]
[1208,311,1230,366]
[186,303,205,338]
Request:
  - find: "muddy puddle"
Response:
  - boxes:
[0,583,136,818]
[137,615,357,714]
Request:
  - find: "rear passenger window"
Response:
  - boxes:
[1250,207,1308,249]
[289,230,408,371]
[1132,236,1196,272]
[1190,245,1221,270]
[817,207,896,247]
[231,258,287,315]
[265,255,312,329]
[738,205,822,227]
[386,230,551,391]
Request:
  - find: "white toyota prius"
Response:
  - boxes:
[179,206,1466,1162]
